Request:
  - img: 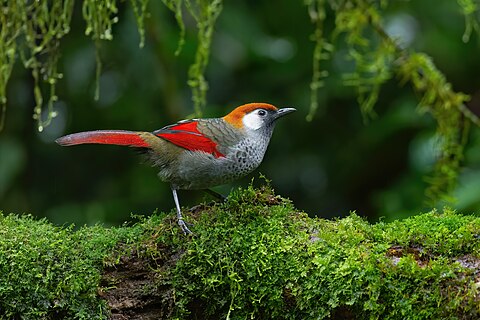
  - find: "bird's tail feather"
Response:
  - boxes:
[55,130,150,148]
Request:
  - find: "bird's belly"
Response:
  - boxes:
[165,148,264,190]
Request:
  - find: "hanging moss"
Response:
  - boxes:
[0,0,74,131]
[161,0,224,116]
[130,0,150,49]
[395,52,469,205]
[185,0,223,116]
[1,0,480,205]
[82,0,118,101]
[336,4,396,121]
[305,0,333,121]
[0,0,223,130]
[161,0,186,55]
[458,0,480,43]
[0,0,147,131]
[304,0,480,204]
[0,1,21,130]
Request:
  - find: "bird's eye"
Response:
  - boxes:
[257,109,267,117]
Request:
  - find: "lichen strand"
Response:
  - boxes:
[0,0,151,131]
[162,0,187,55]
[161,0,224,116]
[458,0,480,42]
[397,53,470,206]
[337,5,396,120]
[130,0,151,49]
[0,0,74,131]
[185,0,223,117]
[306,0,480,123]
[305,0,332,121]
[0,1,21,130]
[82,0,119,101]
[306,0,480,205]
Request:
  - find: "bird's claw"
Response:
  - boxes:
[178,218,193,235]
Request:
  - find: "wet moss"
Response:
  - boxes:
[171,186,480,319]
[1,186,479,319]
[0,214,141,319]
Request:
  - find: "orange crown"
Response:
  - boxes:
[223,103,278,128]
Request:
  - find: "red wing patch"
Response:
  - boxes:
[154,121,225,158]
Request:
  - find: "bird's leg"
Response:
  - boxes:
[171,187,192,235]
[204,189,227,202]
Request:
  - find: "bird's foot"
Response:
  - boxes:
[178,218,193,235]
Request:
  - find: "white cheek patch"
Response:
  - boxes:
[242,112,264,130]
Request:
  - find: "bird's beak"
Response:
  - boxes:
[273,107,296,120]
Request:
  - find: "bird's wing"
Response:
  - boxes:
[153,120,225,158]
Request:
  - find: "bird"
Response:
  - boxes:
[56,102,296,234]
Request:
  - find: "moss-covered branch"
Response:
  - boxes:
[1,186,480,319]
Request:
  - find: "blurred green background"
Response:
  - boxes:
[1,1,479,226]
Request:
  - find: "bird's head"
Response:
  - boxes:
[223,103,296,131]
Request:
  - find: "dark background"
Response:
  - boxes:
[1,1,480,226]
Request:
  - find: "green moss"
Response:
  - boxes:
[0,213,142,319]
[170,186,480,319]
[1,187,480,319]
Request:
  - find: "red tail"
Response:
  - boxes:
[55,130,150,148]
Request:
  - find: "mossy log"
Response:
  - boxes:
[1,186,479,319]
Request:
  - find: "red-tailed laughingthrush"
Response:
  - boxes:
[56,103,296,234]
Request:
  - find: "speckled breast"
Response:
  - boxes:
[169,134,271,190]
